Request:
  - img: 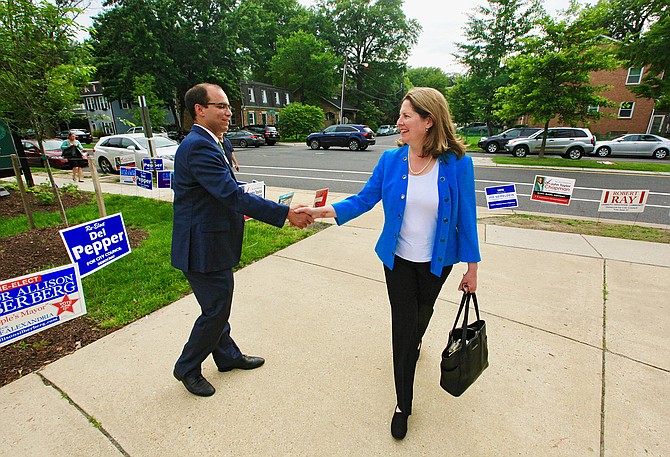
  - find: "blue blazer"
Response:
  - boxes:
[332,144,481,276]
[171,125,288,273]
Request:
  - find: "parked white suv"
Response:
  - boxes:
[91,133,178,174]
[505,127,595,159]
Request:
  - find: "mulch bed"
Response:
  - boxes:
[0,185,148,387]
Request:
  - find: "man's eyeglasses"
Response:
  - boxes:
[201,102,231,111]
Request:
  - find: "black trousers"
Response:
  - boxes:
[384,256,453,415]
[174,269,243,378]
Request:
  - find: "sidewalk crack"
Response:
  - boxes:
[37,373,130,456]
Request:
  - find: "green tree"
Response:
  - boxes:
[356,101,384,131]
[130,75,169,129]
[268,31,339,104]
[311,0,419,117]
[446,75,478,126]
[496,14,619,157]
[406,67,455,96]
[455,0,541,134]
[0,0,94,222]
[277,103,324,139]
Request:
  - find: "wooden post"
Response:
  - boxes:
[43,159,68,226]
[88,156,106,217]
[10,154,35,229]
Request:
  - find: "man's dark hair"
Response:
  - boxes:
[184,83,221,119]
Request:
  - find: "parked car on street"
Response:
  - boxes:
[244,124,280,145]
[91,133,178,174]
[168,130,189,143]
[457,122,489,135]
[125,126,169,137]
[57,129,93,144]
[306,124,376,151]
[376,125,394,136]
[592,134,670,160]
[21,139,71,169]
[478,127,542,153]
[505,127,595,159]
[224,130,264,148]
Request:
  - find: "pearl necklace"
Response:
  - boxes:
[408,155,434,175]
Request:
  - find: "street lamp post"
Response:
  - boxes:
[339,55,348,124]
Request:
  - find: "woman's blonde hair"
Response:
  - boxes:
[397,87,466,159]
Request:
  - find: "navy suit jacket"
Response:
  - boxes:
[171,125,289,273]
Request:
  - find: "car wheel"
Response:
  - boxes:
[486,142,499,153]
[323,146,330,150]
[266,141,276,146]
[566,147,582,160]
[348,139,360,151]
[310,139,320,150]
[239,139,248,148]
[595,146,611,157]
[98,157,114,174]
[512,145,528,157]
[653,148,668,159]
[360,144,369,150]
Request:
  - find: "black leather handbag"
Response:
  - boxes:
[440,292,488,397]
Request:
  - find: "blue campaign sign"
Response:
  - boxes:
[119,166,136,185]
[142,157,164,171]
[135,169,153,190]
[157,171,172,189]
[59,213,131,277]
[485,184,519,210]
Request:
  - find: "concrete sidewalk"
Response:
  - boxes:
[0,180,669,456]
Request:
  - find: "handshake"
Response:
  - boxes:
[286,204,336,229]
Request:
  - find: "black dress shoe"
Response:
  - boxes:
[391,410,408,440]
[173,369,215,397]
[218,355,265,372]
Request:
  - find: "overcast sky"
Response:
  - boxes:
[79,0,596,74]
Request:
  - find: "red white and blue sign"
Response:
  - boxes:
[485,184,519,210]
[59,213,131,278]
[0,264,86,347]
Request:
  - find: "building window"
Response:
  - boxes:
[261,90,267,104]
[274,92,280,104]
[626,67,643,85]
[285,93,290,104]
[247,88,255,103]
[262,112,267,124]
[618,101,635,118]
[85,98,95,111]
[588,105,599,113]
[247,112,256,125]
[121,99,131,110]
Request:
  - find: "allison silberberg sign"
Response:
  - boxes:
[59,213,131,278]
[0,264,86,347]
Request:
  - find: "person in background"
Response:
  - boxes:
[296,87,481,439]
[61,132,87,182]
[171,82,312,397]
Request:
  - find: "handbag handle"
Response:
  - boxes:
[450,292,481,339]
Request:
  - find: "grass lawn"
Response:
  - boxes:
[0,193,326,328]
[491,156,670,173]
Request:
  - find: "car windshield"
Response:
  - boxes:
[135,137,178,149]
[501,129,521,138]
[42,140,62,150]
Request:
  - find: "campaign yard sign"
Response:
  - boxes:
[278,191,294,206]
[485,184,518,210]
[157,170,172,189]
[530,175,576,205]
[240,181,266,221]
[599,190,648,213]
[135,169,153,190]
[120,166,136,185]
[314,188,329,207]
[59,213,131,277]
[142,157,164,171]
[0,264,86,348]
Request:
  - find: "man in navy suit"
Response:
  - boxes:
[171,83,312,396]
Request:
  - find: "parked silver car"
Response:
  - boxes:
[91,133,178,174]
[505,127,595,160]
[593,134,669,160]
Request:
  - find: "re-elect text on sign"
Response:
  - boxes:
[0,264,86,348]
[59,213,131,277]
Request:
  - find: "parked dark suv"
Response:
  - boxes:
[244,124,280,145]
[478,127,541,153]
[306,124,376,151]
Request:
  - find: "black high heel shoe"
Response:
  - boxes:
[391,408,408,439]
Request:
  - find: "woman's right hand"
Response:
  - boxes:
[294,205,336,219]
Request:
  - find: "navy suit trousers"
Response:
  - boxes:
[175,269,243,377]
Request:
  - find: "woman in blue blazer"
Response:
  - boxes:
[298,87,481,439]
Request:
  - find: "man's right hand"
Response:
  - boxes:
[287,204,313,228]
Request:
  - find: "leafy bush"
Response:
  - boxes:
[277,103,325,140]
